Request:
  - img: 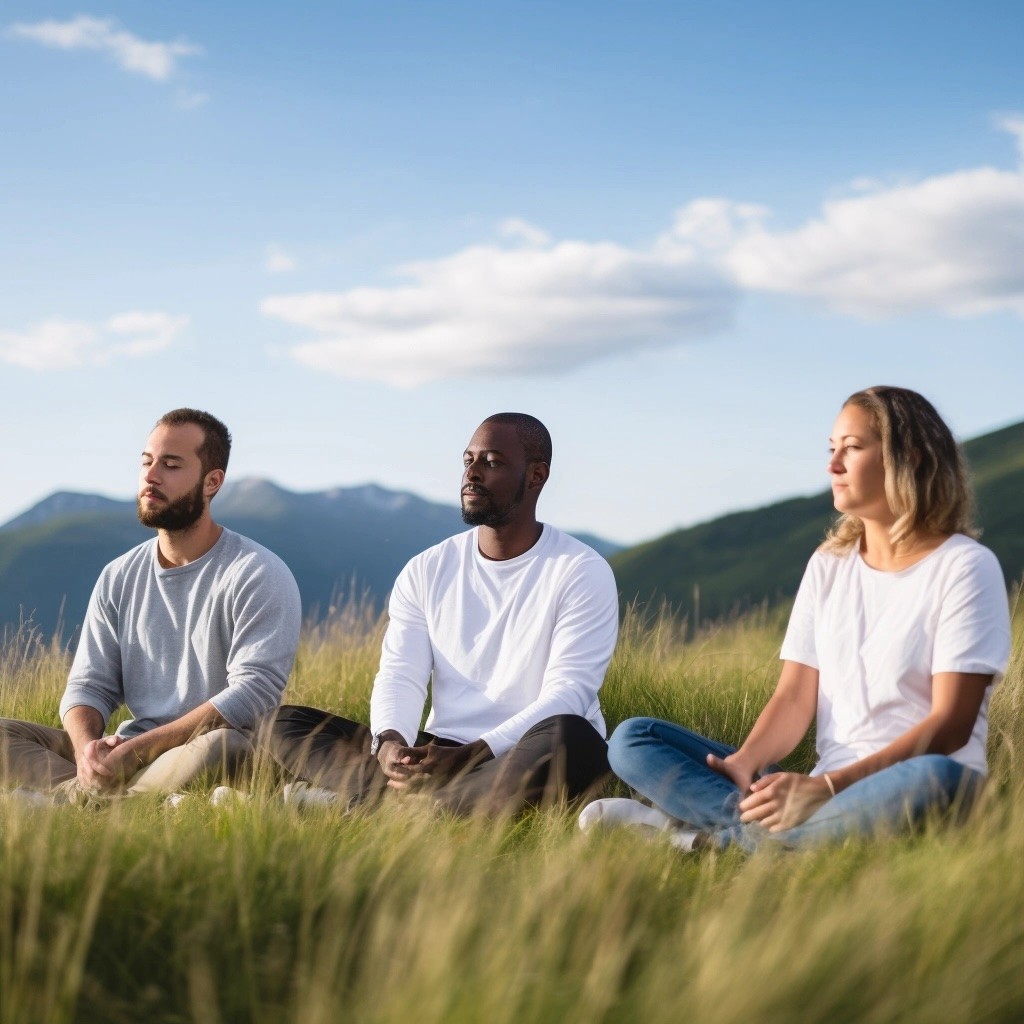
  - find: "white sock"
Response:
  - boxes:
[578,797,679,833]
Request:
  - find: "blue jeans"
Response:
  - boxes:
[608,717,984,851]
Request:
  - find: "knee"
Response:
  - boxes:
[538,714,599,742]
[268,705,321,739]
[904,754,976,794]
[518,714,605,753]
[0,717,38,742]
[607,717,659,780]
[270,704,307,727]
[608,716,657,750]
[187,728,245,754]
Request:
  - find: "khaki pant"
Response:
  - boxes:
[0,717,253,796]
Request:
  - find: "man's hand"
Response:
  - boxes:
[76,735,124,792]
[737,772,832,832]
[706,752,756,796]
[376,738,421,788]
[383,739,493,792]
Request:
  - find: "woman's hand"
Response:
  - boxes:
[738,772,832,831]
[706,752,756,796]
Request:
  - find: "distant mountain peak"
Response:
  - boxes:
[340,483,415,512]
[220,477,285,498]
[0,491,132,533]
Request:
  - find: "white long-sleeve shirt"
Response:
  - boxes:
[370,525,619,757]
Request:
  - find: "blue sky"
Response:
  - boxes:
[2,1,1023,544]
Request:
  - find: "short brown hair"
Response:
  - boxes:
[155,408,232,476]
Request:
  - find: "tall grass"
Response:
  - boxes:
[1,601,1022,1024]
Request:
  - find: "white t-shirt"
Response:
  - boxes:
[369,524,619,757]
[780,534,1010,777]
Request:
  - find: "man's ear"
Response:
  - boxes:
[205,469,225,499]
[528,461,550,491]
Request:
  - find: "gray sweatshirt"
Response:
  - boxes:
[59,528,302,736]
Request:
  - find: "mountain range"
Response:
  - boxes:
[2,417,1021,639]
[0,479,620,638]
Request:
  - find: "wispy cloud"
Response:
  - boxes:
[261,237,736,388]
[498,218,551,247]
[175,89,209,110]
[0,312,189,371]
[262,119,1024,387]
[995,112,1024,162]
[264,245,298,274]
[8,14,202,83]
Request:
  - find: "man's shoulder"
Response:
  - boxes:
[404,528,476,569]
[216,528,299,582]
[543,525,603,558]
[542,525,614,572]
[99,536,157,581]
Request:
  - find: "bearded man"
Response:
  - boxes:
[0,408,301,802]
[270,412,618,816]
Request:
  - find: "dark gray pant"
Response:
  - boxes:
[268,705,610,816]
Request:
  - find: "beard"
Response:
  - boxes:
[460,473,527,528]
[137,477,206,532]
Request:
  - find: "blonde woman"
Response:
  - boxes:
[582,387,1011,850]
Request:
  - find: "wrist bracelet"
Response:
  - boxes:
[822,772,836,798]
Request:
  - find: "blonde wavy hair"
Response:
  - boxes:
[822,386,977,554]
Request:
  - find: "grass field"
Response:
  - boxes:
[1,597,1023,1024]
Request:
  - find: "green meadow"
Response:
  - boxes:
[2,597,1023,1024]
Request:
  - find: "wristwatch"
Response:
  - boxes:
[370,733,384,757]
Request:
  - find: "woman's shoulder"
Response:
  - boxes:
[797,545,859,594]
[934,534,1005,582]
[806,544,857,573]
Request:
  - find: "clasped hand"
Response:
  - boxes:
[707,753,832,832]
[76,735,139,793]
[377,739,492,792]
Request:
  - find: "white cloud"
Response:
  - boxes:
[847,177,886,194]
[261,233,735,387]
[8,15,202,82]
[994,113,1024,162]
[175,89,209,110]
[498,218,551,247]
[265,245,298,274]
[262,119,1024,387]
[720,120,1024,318]
[649,123,1024,320]
[659,198,770,254]
[0,312,188,370]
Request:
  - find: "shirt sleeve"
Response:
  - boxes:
[932,547,1011,680]
[369,558,433,745]
[59,569,125,728]
[208,553,303,729]
[478,554,619,757]
[779,553,822,669]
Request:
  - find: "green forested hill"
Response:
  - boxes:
[610,420,1024,622]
